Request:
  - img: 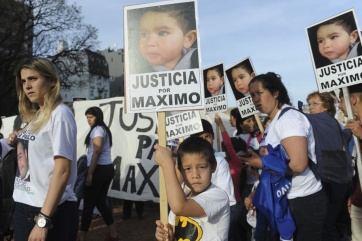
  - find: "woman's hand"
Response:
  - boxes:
[244,196,254,210]
[346,120,362,140]
[85,173,93,187]
[155,220,174,241]
[28,225,48,241]
[7,130,18,147]
[240,149,262,168]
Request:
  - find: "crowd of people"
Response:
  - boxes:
[0,19,362,241]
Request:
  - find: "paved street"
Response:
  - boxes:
[86,200,159,241]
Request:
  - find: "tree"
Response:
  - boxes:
[0,0,99,117]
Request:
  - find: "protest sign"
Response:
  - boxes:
[203,63,228,114]
[166,111,202,140]
[124,0,203,113]
[225,57,259,119]
[306,9,362,92]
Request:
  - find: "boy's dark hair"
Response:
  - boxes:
[190,119,214,138]
[348,83,362,94]
[317,11,357,35]
[142,2,196,34]
[221,137,247,153]
[177,136,216,171]
[250,72,291,108]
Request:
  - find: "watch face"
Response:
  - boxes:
[37,217,47,228]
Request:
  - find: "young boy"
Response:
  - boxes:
[190,119,236,207]
[316,14,360,64]
[138,3,198,72]
[154,137,230,241]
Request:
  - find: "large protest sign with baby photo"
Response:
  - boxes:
[203,63,228,114]
[124,0,203,113]
[306,9,362,92]
[225,57,259,118]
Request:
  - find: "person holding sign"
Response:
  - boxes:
[138,2,198,72]
[204,65,225,97]
[243,72,327,241]
[154,137,230,241]
[215,114,248,241]
[341,84,362,241]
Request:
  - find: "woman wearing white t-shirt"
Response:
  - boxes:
[243,72,327,241]
[7,58,78,241]
[78,107,119,241]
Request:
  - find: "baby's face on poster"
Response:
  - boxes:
[139,11,186,69]
[231,67,253,94]
[317,23,356,61]
[206,70,224,95]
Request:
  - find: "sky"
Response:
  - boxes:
[73,0,362,107]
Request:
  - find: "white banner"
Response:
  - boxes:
[1,97,235,202]
[124,0,204,113]
[73,97,159,202]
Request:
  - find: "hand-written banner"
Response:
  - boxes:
[73,97,160,202]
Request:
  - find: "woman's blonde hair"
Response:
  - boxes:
[15,58,62,134]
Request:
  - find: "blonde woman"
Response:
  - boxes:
[7,58,78,241]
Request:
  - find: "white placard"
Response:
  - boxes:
[124,0,203,113]
[166,111,202,140]
[237,95,258,118]
[306,9,362,92]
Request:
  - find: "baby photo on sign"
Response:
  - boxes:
[225,58,256,101]
[307,10,362,69]
[203,63,225,98]
[125,1,199,74]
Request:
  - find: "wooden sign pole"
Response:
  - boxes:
[157,112,169,230]
[254,113,264,134]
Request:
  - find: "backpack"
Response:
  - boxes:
[278,107,353,184]
[74,154,88,200]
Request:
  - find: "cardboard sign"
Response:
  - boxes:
[124,0,204,113]
[237,95,258,118]
[306,9,362,92]
[225,57,259,118]
[166,111,202,140]
[203,63,228,114]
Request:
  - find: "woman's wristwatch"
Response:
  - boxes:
[34,213,53,229]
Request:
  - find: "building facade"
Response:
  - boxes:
[98,48,124,97]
